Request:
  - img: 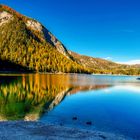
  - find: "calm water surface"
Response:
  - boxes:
[0,74,140,139]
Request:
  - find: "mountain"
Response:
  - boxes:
[0,5,69,57]
[69,51,121,70]
[0,4,140,75]
[0,4,89,73]
[69,51,140,75]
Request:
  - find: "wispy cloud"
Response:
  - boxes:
[104,57,112,60]
[110,29,135,33]
[117,60,140,65]
[120,29,135,33]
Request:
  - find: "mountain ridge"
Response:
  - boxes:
[0,4,90,73]
[0,4,70,58]
[0,4,140,75]
[69,51,140,75]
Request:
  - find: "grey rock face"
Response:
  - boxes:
[26,20,43,32]
[43,27,69,58]
[0,11,13,26]
[26,19,69,58]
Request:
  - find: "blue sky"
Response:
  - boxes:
[1,0,140,64]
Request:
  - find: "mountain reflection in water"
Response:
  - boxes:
[0,74,111,121]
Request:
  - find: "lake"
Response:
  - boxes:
[0,74,140,139]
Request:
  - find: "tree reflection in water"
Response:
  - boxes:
[0,74,111,121]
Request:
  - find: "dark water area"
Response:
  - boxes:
[0,74,140,139]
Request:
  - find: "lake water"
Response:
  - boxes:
[0,74,140,139]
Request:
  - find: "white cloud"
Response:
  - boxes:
[117,60,140,65]
[104,57,112,60]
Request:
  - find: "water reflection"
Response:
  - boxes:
[40,76,140,139]
[0,74,111,121]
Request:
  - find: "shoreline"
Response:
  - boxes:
[0,121,134,140]
[0,71,140,77]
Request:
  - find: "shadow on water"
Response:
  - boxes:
[0,74,111,121]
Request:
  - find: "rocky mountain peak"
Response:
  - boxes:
[25,18,69,57]
[0,4,70,58]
